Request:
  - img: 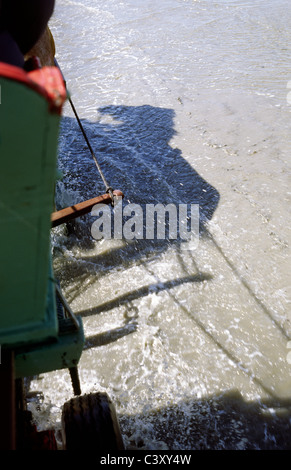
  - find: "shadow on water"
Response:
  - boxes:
[53,103,220,343]
[54,104,220,266]
[56,104,219,229]
[82,272,212,349]
[119,390,291,450]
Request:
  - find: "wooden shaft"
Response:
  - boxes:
[51,190,123,228]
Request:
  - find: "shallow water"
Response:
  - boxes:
[29,0,291,449]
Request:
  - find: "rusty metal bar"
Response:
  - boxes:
[51,190,123,228]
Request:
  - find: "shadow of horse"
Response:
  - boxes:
[55,104,219,248]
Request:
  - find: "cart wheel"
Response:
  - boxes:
[61,392,124,450]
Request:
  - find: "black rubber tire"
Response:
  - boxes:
[61,392,124,450]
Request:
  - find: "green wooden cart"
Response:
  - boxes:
[0,62,124,450]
